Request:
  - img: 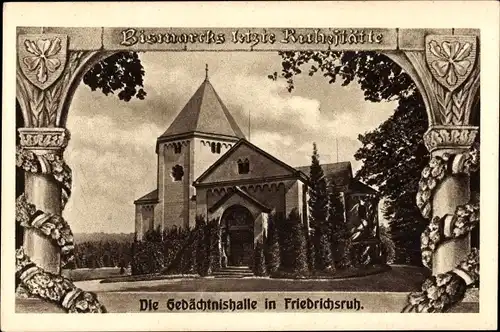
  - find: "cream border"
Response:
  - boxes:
[2,1,498,331]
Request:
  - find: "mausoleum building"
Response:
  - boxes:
[134,72,380,266]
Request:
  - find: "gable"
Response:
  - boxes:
[195,140,300,185]
[208,187,272,213]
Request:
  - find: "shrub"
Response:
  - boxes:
[168,231,197,275]
[304,224,316,272]
[328,191,352,269]
[195,216,208,276]
[131,240,164,275]
[350,242,373,267]
[264,213,281,274]
[131,225,196,276]
[318,231,334,272]
[207,219,222,273]
[277,209,310,275]
[338,238,353,269]
[277,212,293,270]
[379,224,396,264]
[288,209,309,276]
[143,226,162,242]
[162,226,190,268]
[162,217,221,276]
[253,240,267,276]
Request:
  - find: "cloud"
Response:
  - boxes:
[64,52,396,233]
[68,114,163,150]
[63,113,160,233]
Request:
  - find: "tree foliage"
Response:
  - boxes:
[308,143,331,270]
[327,191,351,268]
[74,239,132,270]
[379,224,396,264]
[288,209,310,275]
[271,50,430,265]
[264,213,281,274]
[269,51,416,100]
[253,240,267,276]
[83,52,147,101]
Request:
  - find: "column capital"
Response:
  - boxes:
[18,127,70,151]
[423,125,478,153]
[17,33,114,128]
[397,34,479,131]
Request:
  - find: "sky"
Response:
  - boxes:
[63,52,397,234]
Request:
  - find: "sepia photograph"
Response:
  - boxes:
[2,2,498,331]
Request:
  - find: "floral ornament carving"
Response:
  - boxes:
[16,146,72,208]
[18,34,68,90]
[429,40,472,88]
[423,126,478,152]
[426,36,476,92]
[404,144,480,313]
[18,46,88,127]
[23,38,63,84]
[425,35,479,126]
[14,140,106,312]
[19,128,70,150]
[402,249,478,313]
[16,194,75,267]
[16,248,106,313]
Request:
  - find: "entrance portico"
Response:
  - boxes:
[208,187,271,267]
[221,205,255,267]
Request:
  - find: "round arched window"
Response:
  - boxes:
[171,165,184,181]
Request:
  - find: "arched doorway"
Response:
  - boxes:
[221,205,254,267]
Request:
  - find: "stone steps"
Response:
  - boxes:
[212,266,253,278]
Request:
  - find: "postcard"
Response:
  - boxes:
[2,1,498,331]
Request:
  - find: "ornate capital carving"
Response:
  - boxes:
[17,50,89,127]
[425,35,477,92]
[18,34,68,90]
[18,127,70,150]
[16,34,103,128]
[424,35,480,126]
[423,125,478,152]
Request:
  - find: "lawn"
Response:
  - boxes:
[100,264,389,284]
[108,265,430,293]
[62,267,131,281]
[17,266,480,313]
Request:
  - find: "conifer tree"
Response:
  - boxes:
[328,190,351,268]
[253,240,267,276]
[308,143,331,270]
[304,220,316,271]
[288,209,309,276]
[265,213,281,274]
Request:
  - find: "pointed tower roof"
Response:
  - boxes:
[159,68,246,140]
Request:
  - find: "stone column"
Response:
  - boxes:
[424,126,478,274]
[406,34,480,275]
[16,32,106,275]
[19,128,70,273]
